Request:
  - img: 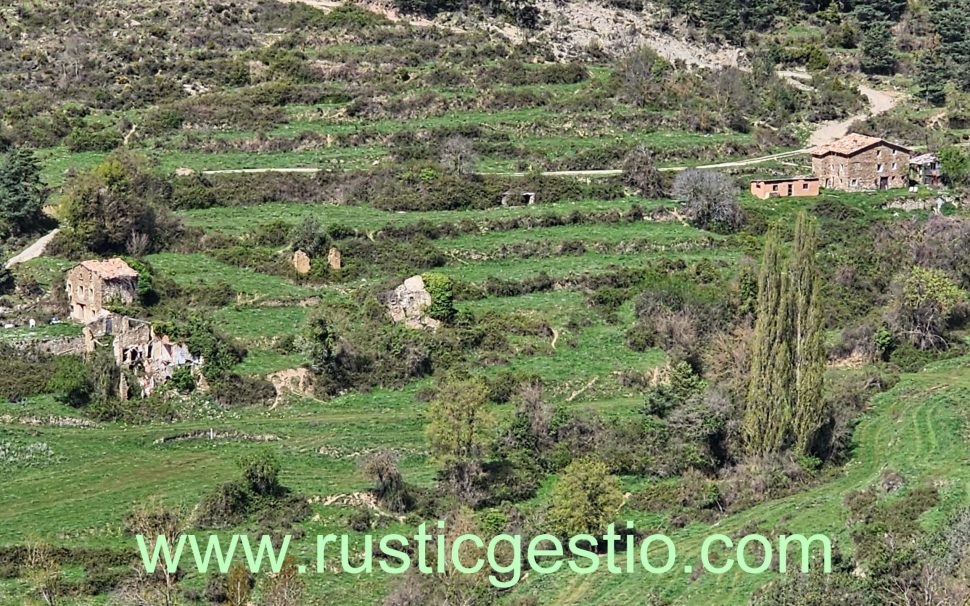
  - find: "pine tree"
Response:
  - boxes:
[790,213,826,456]
[744,230,794,455]
[860,22,896,75]
[0,147,47,236]
[915,51,948,106]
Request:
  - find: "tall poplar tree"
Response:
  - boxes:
[744,230,794,455]
[790,213,826,456]
[744,214,826,457]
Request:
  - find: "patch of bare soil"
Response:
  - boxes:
[491,0,747,66]
[266,367,315,408]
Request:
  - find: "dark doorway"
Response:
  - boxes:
[787,184,793,196]
[879,177,889,190]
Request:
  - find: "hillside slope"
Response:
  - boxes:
[532,356,970,603]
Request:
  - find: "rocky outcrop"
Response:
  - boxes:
[379,275,440,330]
[292,250,311,275]
[327,246,342,270]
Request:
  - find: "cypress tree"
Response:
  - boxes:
[790,213,826,456]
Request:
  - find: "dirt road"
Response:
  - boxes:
[3,228,60,269]
[808,84,904,147]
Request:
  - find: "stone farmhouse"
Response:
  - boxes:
[65,258,139,323]
[750,176,820,200]
[810,133,911,192]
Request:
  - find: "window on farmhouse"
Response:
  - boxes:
[877,164,884,173]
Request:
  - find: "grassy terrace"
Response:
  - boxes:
[178,198,660,235]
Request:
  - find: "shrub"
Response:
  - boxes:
[360,450,415,513]
[886,267,966,350]
[194,481,251,528]
[64,126,121,152]
[239,451,282,497]
[622,144,665,198]
[548,457,623,536]
[0,348,52,402]
[46,356,92,407]
[421,272,457,323]
[671,169,744,233]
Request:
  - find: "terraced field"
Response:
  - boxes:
[2,3,968,603]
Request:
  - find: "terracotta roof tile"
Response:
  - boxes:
[810,133,909,157]
[79,258,139,280]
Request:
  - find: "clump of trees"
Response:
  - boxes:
[744,213,826,458]
[57,151,182,256]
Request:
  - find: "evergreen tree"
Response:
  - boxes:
[928,0,970,92]
[745,215,827,456]
[860,22,896,75]
[0,147,48,236]
[790,213,826,456]
[744,230,794,455]
[915,51,948,106]
[854,0,907,24]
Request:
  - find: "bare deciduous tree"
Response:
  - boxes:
[121,499,187,606]
[439,136,478,176]
[622,144,665,198]
[360,449,413,513]
[671,169,744,232]
[25,542,62,606]
[261,557,305,606]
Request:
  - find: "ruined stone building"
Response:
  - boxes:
[811,134,911,192]
[65,258,139,323]
[84,313,201,398]
[379,275,440,330]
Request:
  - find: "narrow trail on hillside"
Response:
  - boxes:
[3,228,60,269]
[808,84,905,147]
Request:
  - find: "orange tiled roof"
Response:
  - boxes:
[810,133,909,157]
[79,258,139,280]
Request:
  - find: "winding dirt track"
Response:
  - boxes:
[808,84,904,147]
[3,228,59,269]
